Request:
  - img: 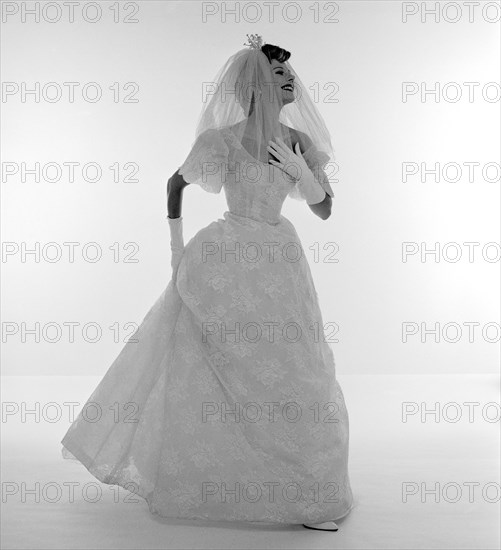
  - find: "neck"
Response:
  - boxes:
[245,105,283,140]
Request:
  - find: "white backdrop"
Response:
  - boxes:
[2,0,499,375]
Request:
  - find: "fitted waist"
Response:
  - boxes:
[225,210,282,226]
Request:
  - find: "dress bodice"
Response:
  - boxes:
[219,128,294,225]
[177,126,334,225]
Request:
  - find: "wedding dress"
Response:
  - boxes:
[61,124,355,524]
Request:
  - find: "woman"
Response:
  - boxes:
[61,35,355,531]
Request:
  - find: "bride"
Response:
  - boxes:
[61,34,355,532]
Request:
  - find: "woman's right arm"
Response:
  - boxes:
[167,169,190,219]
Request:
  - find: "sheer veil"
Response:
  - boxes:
[179,35,335,191]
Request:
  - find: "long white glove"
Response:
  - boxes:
[167,216,184,281]
[268,138,326,205]
[296,166,327,205]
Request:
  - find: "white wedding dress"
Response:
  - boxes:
[61,126,355,524]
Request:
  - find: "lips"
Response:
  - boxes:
[281,84,294,91]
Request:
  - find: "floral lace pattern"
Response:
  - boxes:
[178,127,334,213]
[61,128,353,524]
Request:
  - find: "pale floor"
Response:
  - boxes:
[1,374,499,549]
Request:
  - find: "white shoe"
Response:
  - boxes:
[303,521,339,531]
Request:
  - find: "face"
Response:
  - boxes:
[270,59,295,106]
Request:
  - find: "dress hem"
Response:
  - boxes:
[60,437,355,525]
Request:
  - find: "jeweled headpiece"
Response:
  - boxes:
[243,33,264,49]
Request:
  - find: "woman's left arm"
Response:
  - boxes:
[308,191,332,220]
[267,138,333,221]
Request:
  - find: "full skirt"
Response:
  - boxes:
[61,211,354,524]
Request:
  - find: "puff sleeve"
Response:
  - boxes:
[288,144,335,201]
[178,128,230,194]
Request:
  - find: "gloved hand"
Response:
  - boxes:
[167,216,185,281]
[267,138,326,205]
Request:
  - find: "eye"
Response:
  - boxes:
[275,70,284,75]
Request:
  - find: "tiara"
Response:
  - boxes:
[243,33,264,49]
